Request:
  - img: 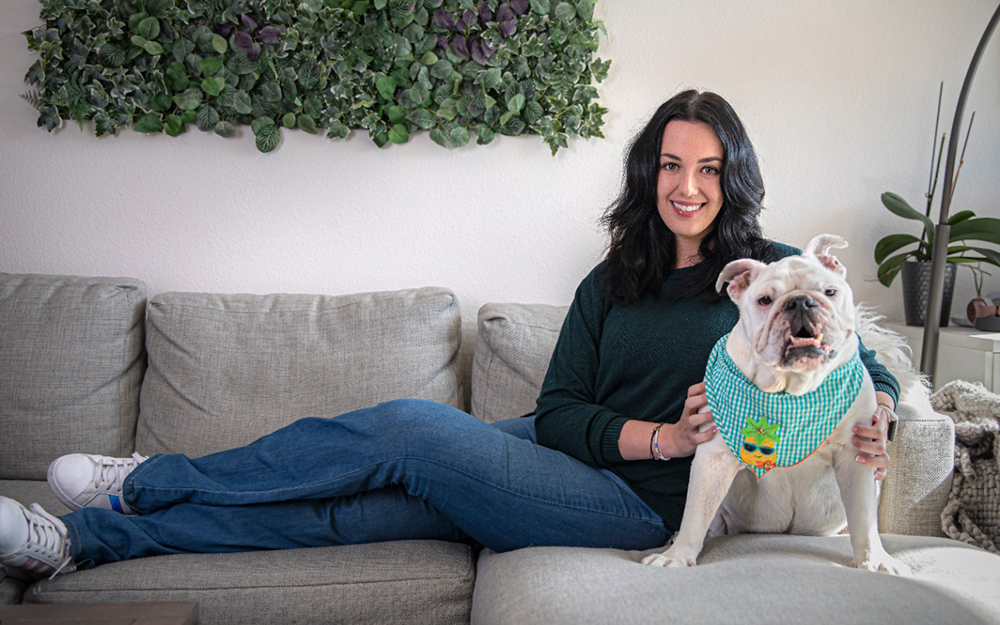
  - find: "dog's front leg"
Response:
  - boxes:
[833,448,910,575]
[642,438,741,567]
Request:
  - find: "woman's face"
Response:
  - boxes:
[655,120,725,263]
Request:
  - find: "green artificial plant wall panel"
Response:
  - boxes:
[22,0,610,154]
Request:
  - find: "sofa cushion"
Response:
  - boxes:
[136,287,461,457]
[471,303,567,423]
[0,274,146,480]
[24,540,474,624]
[473,534,1000,624]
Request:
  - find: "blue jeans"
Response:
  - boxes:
[62,399,669,566]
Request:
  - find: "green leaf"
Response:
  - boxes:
[165,114,186,136]
[554,2,576,21]
[374,0,388,8]
[876,252,911,287]
[151,92,173,112]
[144,41,165,55]
[430,60,453,80]
[524,100,543,124]
[376,76,397,100]
[407,108,436,129]
[196,105,220,131]
[212,34,228,54]
[387,105,407,123]
[483,67,502,91]
[873,234,921,264]
[881,192,934,237]
[429,127,448,147]
[214,120,236,137]
[201,76,225,96]
[165,62,190,91]
[948,210,976,225]
[252,117,281,152]
[530,0,551,14]
[421,51,438,65]
[128,12,149,31]
[447,124,470,147]
[134,112,163,133]
[949,217,1000,245]
[173,88,202,110]
[137,17,160,41]
[388,123,410,144]
[410,82,430,105]
[200,56,223,76]
[298,114,319,134]
[507,93,525,114]
[282,112,297,128]
[575,0,595,20]
[182,109,198,124]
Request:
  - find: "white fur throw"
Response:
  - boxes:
[932,380,1000,553]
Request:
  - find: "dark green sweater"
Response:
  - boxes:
[533,242,900,531]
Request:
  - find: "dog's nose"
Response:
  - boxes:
[784,295,819,313]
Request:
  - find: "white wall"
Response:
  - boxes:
[2,0,999,326]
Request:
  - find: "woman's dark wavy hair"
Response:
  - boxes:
[600,90,773,305]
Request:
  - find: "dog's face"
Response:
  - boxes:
[717,235,856,373]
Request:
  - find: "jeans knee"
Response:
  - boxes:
[374,399,471,444]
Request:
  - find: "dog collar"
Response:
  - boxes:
[704,333,864,480]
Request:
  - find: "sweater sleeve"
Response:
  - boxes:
[533,268,629,467]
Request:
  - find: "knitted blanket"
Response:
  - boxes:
[931,380,1000,553]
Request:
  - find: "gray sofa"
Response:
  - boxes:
[1,273,999,624]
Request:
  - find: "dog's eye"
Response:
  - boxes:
[824,288,837,297]
[758,296,772,306]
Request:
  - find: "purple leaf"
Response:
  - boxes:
[241,14,257,32]
[451,35,469,60]
[469,37,487,65]
[211,23,233,37]
[258,26,280,44]
[499,19,517,38]
[511,0,529,15]
[434,10,456,30]
[462,9,477,27]
[234,31,254,53]
[477,1,493,23]
[437,34,450,49]
[247,42,261,61]
[496,3,514,22]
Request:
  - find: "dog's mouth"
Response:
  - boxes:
[782,319,833,367]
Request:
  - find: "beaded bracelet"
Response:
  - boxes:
[650,423,670,461]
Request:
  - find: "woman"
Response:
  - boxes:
[0,90,896,578]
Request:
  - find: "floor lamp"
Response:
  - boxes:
[920,2,1000,383]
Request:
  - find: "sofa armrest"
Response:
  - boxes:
[878,401,955,537]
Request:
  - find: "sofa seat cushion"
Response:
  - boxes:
[472,534,1000,624]
[0,274,146,479]
[24,540,474,624]
[137,287,461,457]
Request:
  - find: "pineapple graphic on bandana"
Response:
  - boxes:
[740,415,781,473]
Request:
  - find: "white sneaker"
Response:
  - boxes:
[0,497,75,579]
[47,452,147,516]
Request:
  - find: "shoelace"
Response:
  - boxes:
[93,452,146,491]
[26,504,73,580]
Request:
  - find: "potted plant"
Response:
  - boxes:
[874,88,1000,326]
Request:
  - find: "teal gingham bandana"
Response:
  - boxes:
[704,333,864,480]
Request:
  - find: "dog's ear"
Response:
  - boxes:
[717,259,766,301]
[804,234,848,277]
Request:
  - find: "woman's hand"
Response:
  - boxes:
[661,382,719,459]
[853,392,895,481]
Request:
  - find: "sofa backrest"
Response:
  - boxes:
[136,287,462,457]
[471,302,567,423]
[0,274,147,480]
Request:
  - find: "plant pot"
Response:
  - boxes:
[901,261,956,327]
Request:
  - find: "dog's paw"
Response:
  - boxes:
[853,551,911,575]
[641,551,696,568]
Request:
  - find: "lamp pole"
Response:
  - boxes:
[920,2,1000,382]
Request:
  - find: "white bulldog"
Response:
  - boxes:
[642,234,911,574]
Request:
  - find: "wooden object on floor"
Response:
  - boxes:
[0,602,197,625]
